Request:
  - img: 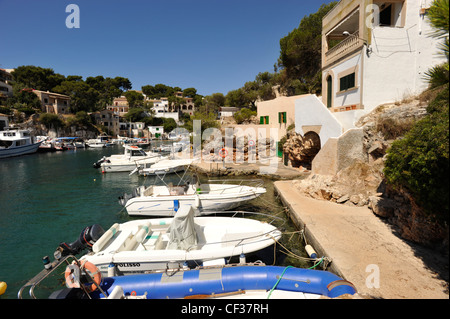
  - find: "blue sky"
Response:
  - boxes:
[1,0,334,96]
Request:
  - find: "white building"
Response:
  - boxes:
[295,0,446,147]
[148,126,164,138]
[150,97,180,122]
[219,107,240,118]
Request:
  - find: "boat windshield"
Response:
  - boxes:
[131,150,146,156]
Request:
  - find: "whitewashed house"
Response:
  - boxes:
[150,97,180,122]
[148,126,164,138]
[295,0,446,148]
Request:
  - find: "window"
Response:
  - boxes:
[278,112,287,124]
[379,4,392,26]
[259,116,269,124]
[340,73,356,91]
[374,1,405,27]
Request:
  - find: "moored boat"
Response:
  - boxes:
[54,206,282,276]
[87,264,357,299]
[93,145,167,173]
[0,129,42,159]
[19,255,356,299]
[119,177,266,217]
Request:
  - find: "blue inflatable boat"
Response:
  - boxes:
[90,265,357,299]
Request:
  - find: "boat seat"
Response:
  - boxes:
[106,230,133,252]
[118,223,151,252]
[139,231,160,250]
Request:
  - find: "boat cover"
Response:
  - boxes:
[167,206,198,250]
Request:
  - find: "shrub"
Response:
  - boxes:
[384,86,449,223]
[234,108,256,124]
[39,113,64,129]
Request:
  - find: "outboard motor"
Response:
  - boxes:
[118,193,132,206]
[93,156,109,169]
[55,224,105,257]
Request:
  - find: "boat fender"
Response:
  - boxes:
[107,285,125,299]
[239,253,246,264]
[305,245,318,259]
[194,195,201,208]
[108,262,116,277]
[327,280,357,298]
[0,281,7,296]
[79,260,102,293]
[42,256,52,270]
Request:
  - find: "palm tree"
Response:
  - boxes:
[424,0,449,88]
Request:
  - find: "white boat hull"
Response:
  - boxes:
[87,143,106,148]
[125,192,263,217]
[80,212,281,276]
[100,157,166,173]
[123,184,266,217]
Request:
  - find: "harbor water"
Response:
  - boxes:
[0,144,309,299]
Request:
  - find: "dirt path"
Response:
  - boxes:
[275,180,448,299]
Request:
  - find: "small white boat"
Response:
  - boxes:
[86,134,112,148]
[119,176,266,217]
[0,129,42,159]
[85,139,106,148]
[37,136,56,152]
[74,138,86,148]
[55,206,282,276]
[93,145,167,173]
[157,140,189,153]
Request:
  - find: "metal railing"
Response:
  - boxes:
[17,255,108,299]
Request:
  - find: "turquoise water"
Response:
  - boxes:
[0,145,307,299]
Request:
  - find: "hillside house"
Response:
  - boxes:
[295,0,446,148]
[33,90,71,114]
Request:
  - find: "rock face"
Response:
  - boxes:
[283,131,321,169]
[292,97,448,251]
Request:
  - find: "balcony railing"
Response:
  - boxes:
[325,31,363,66]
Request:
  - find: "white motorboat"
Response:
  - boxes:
[93,145,167,173]
[0,129,42,159]
[55,206,282,276]
[85,139,106,148]
[86,134,112,148]
[37,136,56,152]
[119,176,267,217]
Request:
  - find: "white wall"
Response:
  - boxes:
[295,94,343,148]
[363,0,446,112]
[154,111,179,122]
[329,53,363,108]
